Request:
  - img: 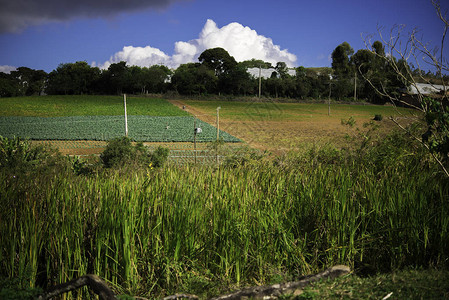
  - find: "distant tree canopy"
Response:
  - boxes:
[0,67,47,97]
[2,44,445,102]
[239,59,273,69]
[329,40,421,103]
[198,47,238,76]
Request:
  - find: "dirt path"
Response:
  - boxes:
[169,100,217,124]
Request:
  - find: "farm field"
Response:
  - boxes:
[0,96,240,155]
[0,95,418,155]
[171,99,418,153]
[0,95,189,117]
[0,116,240,142]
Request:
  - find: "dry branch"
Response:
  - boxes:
[37,265,350,300]
[37,274,117,300]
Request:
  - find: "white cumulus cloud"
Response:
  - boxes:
[0,65,17,74]
[97,46,171,70]
[96,19,297,69]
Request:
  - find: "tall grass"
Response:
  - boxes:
[1,136,448,298]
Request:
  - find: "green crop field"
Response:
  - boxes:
[0,95,189,117]
[0,96,240,143]
[0,116,240,142]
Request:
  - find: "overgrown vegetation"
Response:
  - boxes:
[100,136,170,168]
[1,129,448,299]
[295,268,449,299]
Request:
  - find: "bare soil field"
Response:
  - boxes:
[169,100,411,154]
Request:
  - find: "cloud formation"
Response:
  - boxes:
[97,19,297,69]
[0,65,17,74]
[0,0,186,33]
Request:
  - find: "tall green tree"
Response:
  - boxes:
[295,68,312,99]
[46,62,99,95]
[198,48,237,76]
[331,42,354,78]
[331,42,355,99]
[275,62,289,79]
[171,63,217,95]
[219,63,256,95]
[146,65,172,93]
[107,61,130,95]
[0,72,19,97]
[239,59,273,69]
[10,67,47,96]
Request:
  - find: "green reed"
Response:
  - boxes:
[1,148,448,298]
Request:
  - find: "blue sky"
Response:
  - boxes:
[0,0,448,73]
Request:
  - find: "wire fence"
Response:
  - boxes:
[30,140,239,165]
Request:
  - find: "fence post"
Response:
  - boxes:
[194,119,197,164]
[124,94,128,137]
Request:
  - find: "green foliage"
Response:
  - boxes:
[198,47,237,76]
[1,127,448,298]
[46,61,100,95]
[239,59,273,69]
[0,136,53,171]
[422,97,449,164]
[374,114,383,121]
[341,116,356,127]
[171,63,218,95]
[0,277,42,300]
[297,268,449,299]
[0,67,47,98]
[223,146,268,168]
[0,115,240,142]
[68,155,98,176]
[100,136,145,168]
[149,146,170,168]
[331,41,354,78]
[100,137,170,169]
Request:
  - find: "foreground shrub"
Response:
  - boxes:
[100,137,136,168]
[100,137,170,169]
[149,146,170,168]
[0,136,49,169]
[0,136,68,176]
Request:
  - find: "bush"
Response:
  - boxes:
[100,137,170,169]
[100,137,146,168]
[223,146,267,168]
[149,146,170,168]
[374,114,383,121]
[69,155,99,176]
[0,136,48,169]
[0,136,66,176]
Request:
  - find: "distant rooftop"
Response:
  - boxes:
[247,67,296,79]
[407,83,447,95]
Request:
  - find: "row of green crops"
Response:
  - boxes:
[0,116,241,142]
[1,151,448,298]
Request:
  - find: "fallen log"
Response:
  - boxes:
[208,265,351,300]
[37,265,350,299]
[37,274,117,300]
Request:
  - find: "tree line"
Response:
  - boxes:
[1,43,445,102]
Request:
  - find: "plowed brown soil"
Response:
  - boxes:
[169,100,402,154]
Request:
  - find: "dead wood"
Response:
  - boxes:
[37,265,350,300]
